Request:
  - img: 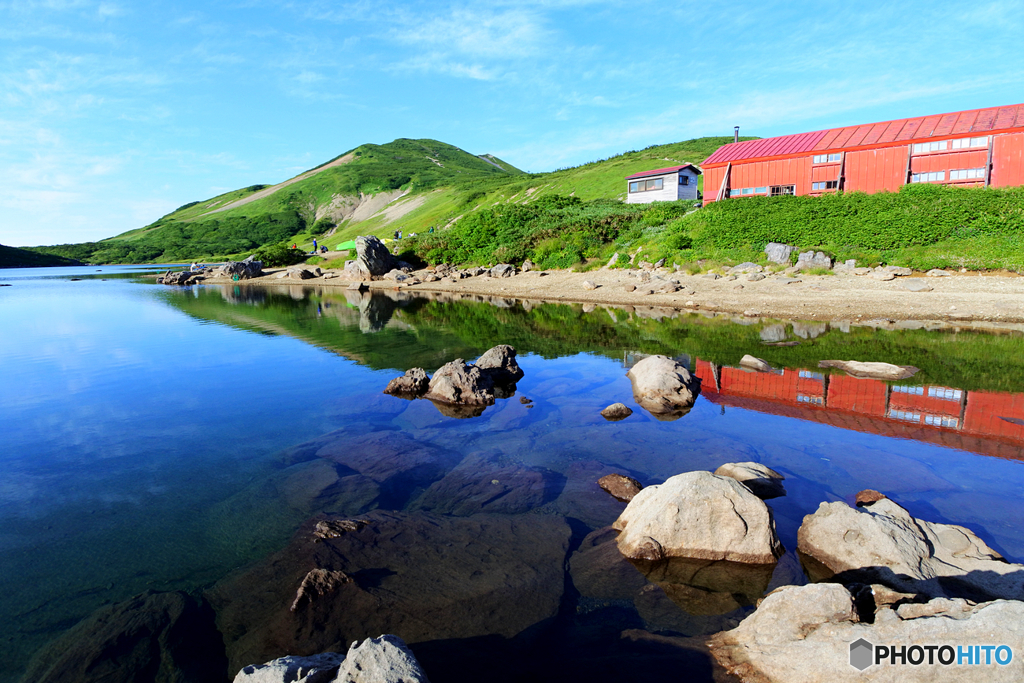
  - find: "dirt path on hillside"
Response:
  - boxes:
[199,266,1024,328]
[202,152,357,216]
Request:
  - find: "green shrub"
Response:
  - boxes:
[252,242,309,267]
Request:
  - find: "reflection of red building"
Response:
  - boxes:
[691,359,1024,461]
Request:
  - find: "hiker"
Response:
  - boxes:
[312,238,318,253]
[428,226,434,233]
[292,243,297,249]
[394,230,400,240]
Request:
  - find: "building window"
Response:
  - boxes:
[811,180,838,191]
[892,385,924,395]
[812,153,842,164]
[951,136,989,150]
[799,370,825,380]
[949,168,985,181]
[924,415,959,428]
[629,177,664,193]
[927,387,963,401]
[912,140,949,154]
[797,394,825,405]
[889,409,922,422]
[911,171,946,183]
[770,185,796,196]
[679,175,689,186]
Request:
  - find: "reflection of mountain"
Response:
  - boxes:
[693,360,1024,461]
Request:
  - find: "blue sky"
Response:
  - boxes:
[2,0,1023,246]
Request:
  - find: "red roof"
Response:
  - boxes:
[703,103,1024,166]
[625,163,699,180]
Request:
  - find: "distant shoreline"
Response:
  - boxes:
[188,266,1024,327]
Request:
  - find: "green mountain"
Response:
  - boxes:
[25,136,736,265]
[0,243,79,268]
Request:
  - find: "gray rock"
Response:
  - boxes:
[220,255,264,280]
[702,273,720,280]
[818,359,918,380]
[286,267,316,280]
[902,280,933,292]
[383,368,430,397]
[605,252,619,268]
[870,270,896,281]
[336,635,430,683]
[599,403,633,421]
[343,259,372,280]
[423,360,495,406]
[382,269,408,281]
[638,260,654,270]
[764,242,795,264]
[798,498,1024,601]
[774,277,802,285]
[795,251,832,270]
[927,269,953,277]
[832,259,858,273]
[612,471,783,564]
[234,652,345,683]
[474,344,524,385]
[355,236,396,276]
[746,273,765,282]
[582,280,598,290]
[489,264,515,278]
[623,283,636,292]
[728,262,763,274]
[880,265,913,276]
[598,473,642,502]
[791,321,828,339]
[713,462,786,499]
[521,259,535,272]
[626,355,702,420]
[853,267,874,275]
[709,583,1024,683]
[739,355,771,372]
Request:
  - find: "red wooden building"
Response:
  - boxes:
[702,104,1024,204]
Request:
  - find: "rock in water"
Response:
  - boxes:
[336,635,430,683]
[798,498,1024,601]
[474,344,524,385]
[383,368,430,397]
[23,591,227,683]
[818,359,919,380]
[612,471,783,564]
[626,355,701,420]
[234,652,345,683]
[738,355,772,373]
[423,359,495,406]
[356,235,396,276]
[600,403,633,421]
[855,489,886,507]
[713,462,786,499]
[598,473,643,502]
[709,583,1024,683]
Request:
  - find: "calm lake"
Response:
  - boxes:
[2,265,1024,683]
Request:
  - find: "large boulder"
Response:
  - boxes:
[355,236,396,276]
[223,255,264,280]
[488,264,515,278]
[713,462,786,500]
[23,591,227,683]
[336,635,430,683]
[423,359,495,406]
[708,583,1024,682]
[818,360,919,380]
[474,344,524,385]
[612,471,783,564]
[794,250,832,271]
[342,259,372,280]
[764,242,795,264]
[626,355,702,420]
[234,652,345,683]
[798,498,1024,601]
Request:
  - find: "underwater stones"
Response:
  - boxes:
[598,473,643,502]
[290,568,353,611]
[817,359,919,380]
[208,511,571,675]
[23,590,227,683]
[713,462,786,500]
[600,403,633,421]
[612,471,783,565]
[738,355,771,373]
[797,498,1024,601]
[626,355,701,420]
[383,368,430,397]
[631,556,776,617]
[708,583,1024,683]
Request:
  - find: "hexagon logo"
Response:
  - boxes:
[849,638,874,671]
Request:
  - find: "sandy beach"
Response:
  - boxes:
[199,264,1024,327]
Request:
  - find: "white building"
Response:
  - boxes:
[625,164,701,204]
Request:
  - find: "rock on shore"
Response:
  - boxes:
[612,471,783,564]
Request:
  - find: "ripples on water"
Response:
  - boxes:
[1,266,1023,682]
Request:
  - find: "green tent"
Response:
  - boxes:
[336,240,357,251]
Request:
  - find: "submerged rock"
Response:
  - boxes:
[598,473,643,502]
[798,498,1024,601]
[23,591,227,683]
[713,462,786,500]
[708,583,1024,683]
[612,471,783,564]
[626,355,701,420]
[600,403,633,421]
[817,359,919,380]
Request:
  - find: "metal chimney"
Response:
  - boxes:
[734,126,740,144]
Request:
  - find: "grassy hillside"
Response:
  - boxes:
[24,136,736,264]
[0,244,78,268]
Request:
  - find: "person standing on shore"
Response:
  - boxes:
[312,238,318,253]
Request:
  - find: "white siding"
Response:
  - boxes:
[626,170,701,204]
